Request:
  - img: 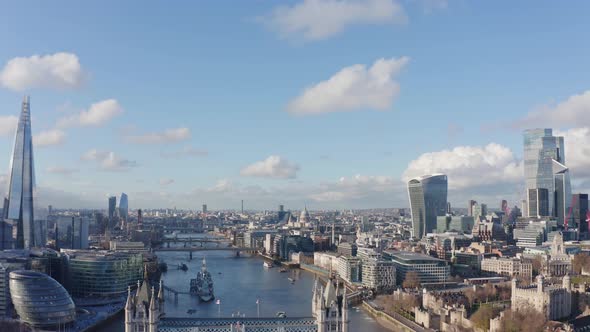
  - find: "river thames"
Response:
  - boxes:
[102,236,389,331]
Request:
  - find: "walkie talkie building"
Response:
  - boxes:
[6,96,36,249]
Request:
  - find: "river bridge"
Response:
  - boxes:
[162,236,229,247]
[158,317,318,332]
[153,246,256,259]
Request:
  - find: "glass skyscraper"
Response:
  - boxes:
[119,193,128,221]
[553,160,572,226]
[408,174,448,239]
[523,129,571,224]
[108,196,117,224]
[6,96,36,249]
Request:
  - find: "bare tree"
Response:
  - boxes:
[402,271,420,289]
[470,305,499,331]
[496,305,547,332]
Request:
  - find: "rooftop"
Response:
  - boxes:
[385,251,445,263]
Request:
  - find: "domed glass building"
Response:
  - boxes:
[9,270,76,328]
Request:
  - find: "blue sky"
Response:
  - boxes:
[0,0,589,210]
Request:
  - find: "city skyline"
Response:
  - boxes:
[0,2,589,210]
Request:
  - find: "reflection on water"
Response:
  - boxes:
[99,235,388,331]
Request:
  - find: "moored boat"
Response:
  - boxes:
[190,257,215,302]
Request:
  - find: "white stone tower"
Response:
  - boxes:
[125,268,165,332]
[313,277,349,332]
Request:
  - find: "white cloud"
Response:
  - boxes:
[402,143,523,189]
[81,149,137,171]
[240,155,300,179]
[57,99,123,128]
[207,179,234,193]
[287,57,409,115]
[0,52,85,91]
[126,127,191,144]
[34,129,66,147]
[159,178,175,186]
[262,0,407,41]
[161,146,208,158]
[556,127,590,179]
[519,90,590,127]
[46,166,79,175]
[0,115,18,136]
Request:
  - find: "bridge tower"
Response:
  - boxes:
[125,269,164,332]
[313,277,349,332]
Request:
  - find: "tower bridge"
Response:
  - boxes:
[125,274,349,332]
[158,317,319,332]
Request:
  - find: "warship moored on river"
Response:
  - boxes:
[190,257,214,301]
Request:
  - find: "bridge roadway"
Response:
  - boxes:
[158,317,318,332]
[162,238,228,244]
[153,247,253,252]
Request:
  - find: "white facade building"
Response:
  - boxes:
[361,257,396,293]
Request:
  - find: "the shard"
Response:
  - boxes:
[6,96,36,249]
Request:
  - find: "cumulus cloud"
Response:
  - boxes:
[126,127,191,144]
[81,149,137,171]
[519,90,590,128]
[0,52,85,91]
[46,166,79,175]
[402,143,523,189]
[57,99,123,128]
[34,129,66,147]
[287,57,409,115]
[240,156,300,179]
[261,0,407,41]
[161,146,208,158]
[159,178,175,186]
[0,115,18,136]
[556,127,590,179]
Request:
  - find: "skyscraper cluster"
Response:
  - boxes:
[524,129,572,226]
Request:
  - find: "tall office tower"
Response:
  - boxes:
[501,200,508,214]
[472,203,482,221]
[521,200,528,218]
[527,188,549,217]
[6,97,36,249]
[48,205,53,216]
[119,193,128,221]
[202,204,207,214]
[481,204,488,218]
[137,209,143,226]
[408,174,448,239]
[241,200,244,214]
[56,216,89,249]
[467,200,477,217]
[108,196,117,228]
[278,204,286,221]
[572,194,589,237]
[446,202,451,214]
[553,160,572,227]
[524,129,570,219]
